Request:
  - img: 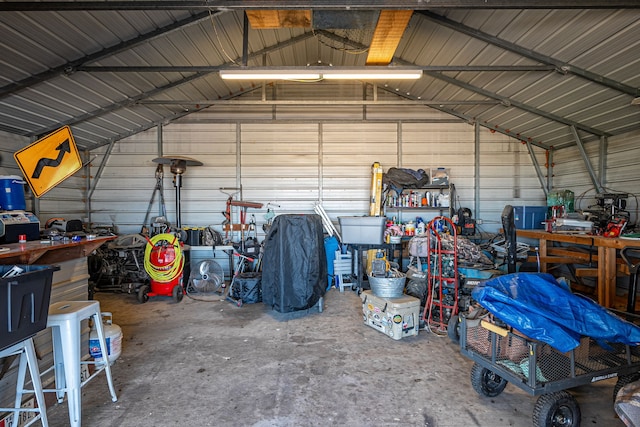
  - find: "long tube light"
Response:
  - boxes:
[219,67,422,80]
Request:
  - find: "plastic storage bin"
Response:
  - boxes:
[0,264,58,351]
[361,290,420,340]
[338,216,386,245]
[513,206,547,230]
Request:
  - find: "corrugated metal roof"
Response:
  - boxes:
[0,3,638,152]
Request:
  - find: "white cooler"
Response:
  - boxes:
[361,290,420,340]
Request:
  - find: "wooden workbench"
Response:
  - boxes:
[517,229,640,309]
[0,235,115,265]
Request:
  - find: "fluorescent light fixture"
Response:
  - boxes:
[322,69,422,80]
[220,69,321,80]
[219,67,422,81]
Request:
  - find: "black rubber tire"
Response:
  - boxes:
[137,285,150,304]
[470,362,508,397]
[533,391,581,427]
[613,372,640,401]
[172,285,184,303]
[447,314,460,344]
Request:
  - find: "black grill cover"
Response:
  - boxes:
[261,214,327,313]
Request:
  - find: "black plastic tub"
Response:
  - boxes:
[0,264,58,351]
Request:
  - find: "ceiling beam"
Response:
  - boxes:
[417,10,640,97]
[376,85,551,150]
[2,1,640,11]
[89,86,261,196]
[0,11,215,99]
[27,32,318,138]
[313,30,593,147]
[138,100,502,106]
[77,65,556,73]
[425,70,610,138]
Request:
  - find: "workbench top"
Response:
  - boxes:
[0,235,116,265]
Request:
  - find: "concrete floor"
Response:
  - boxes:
[45,288,626,427]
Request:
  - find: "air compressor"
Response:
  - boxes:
[139,232,185,303]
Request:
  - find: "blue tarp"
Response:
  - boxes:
[472,273,640,353]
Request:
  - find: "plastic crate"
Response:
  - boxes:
[0,264,58,351]
[338,216,385,245]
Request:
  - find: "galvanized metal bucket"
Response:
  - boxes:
[368,273,406,298]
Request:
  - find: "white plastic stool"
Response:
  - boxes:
[46,301,117,427]
[0,338,48,427]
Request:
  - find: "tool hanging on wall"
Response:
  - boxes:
[141,163,167,234]
[369,162,384,216]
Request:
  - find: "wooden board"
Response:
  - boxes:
[366,10,413,65]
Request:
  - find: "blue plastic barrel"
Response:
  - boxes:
[0,175,26,211]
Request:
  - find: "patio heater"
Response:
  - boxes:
[152,156,203,228]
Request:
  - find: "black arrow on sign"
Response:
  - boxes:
[32,139,71,179]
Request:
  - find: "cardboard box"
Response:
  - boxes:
[430,168,450,186]
[339,216,385,245]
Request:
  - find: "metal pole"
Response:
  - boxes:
[174,173,183,228]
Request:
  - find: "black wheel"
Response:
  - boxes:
[137,285,150,304]
[447,314,460,344]
[470,362,508,397]
[613,372,640,401]
[172,285,184,303]
[533,391,580,427]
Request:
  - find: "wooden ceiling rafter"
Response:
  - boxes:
[366,10,413,65]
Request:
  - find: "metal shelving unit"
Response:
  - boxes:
[384,183,456,223]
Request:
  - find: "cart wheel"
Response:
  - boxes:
[470,362,507,397]
[172,285,184,303]
[533,391,580,427]
[613,372,640,401]
[137,285,150,304]
[447,314,460,344]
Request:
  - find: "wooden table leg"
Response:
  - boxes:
[539,239,548,273]
[598,246,617,308]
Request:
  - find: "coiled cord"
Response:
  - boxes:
[144,233,183,283]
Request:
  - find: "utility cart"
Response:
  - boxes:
[459,314,640,427]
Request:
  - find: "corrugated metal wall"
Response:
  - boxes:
[88,103,546,237]
[2,117,636,237]
[478,129,548,231]
[606,130,640,223]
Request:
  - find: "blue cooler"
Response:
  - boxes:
[0,175,26,211]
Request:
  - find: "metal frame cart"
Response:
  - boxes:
[459,314,640,427]
[422,216,459,334]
